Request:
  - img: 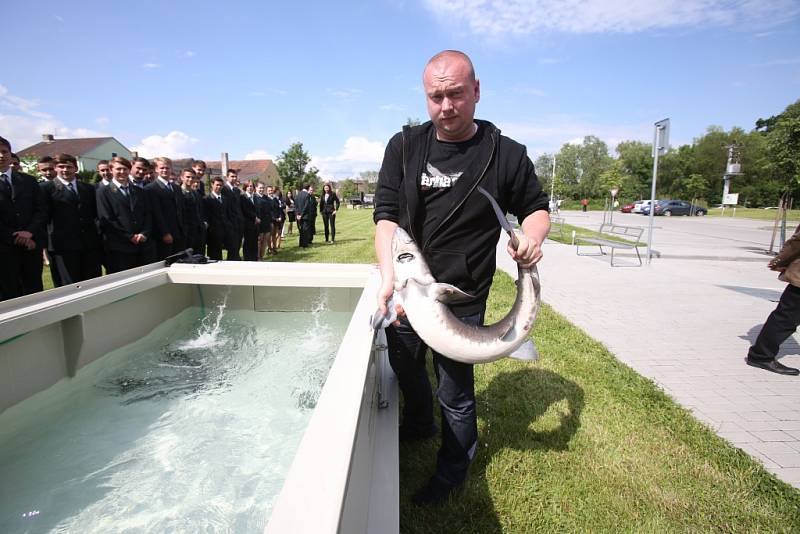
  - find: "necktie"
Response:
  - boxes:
[67,182,77,196]
[120,186,128,197]
[0,173,11,197]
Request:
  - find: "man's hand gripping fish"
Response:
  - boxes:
[372,186,541,364]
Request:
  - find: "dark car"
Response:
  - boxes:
[643,199,707,216]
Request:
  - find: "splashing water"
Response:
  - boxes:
[178,287,231,351]
[0,300,351,534]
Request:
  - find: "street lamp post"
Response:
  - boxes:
[610,187,619,224]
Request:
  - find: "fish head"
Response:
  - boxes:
[392,227,434,286]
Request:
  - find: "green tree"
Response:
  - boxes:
[758,100,800,186]
[534,153,556,197]
[577,136,612,198]
[555,143,582,199]
[616,140,653,198]
[675,173,708,202]
[339,178,359,199]
[276,142,319,192]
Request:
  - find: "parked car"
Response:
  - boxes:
[637,200,658,214]
[643,199,707,216]
[631,200,646,213]
[620,202,636,213]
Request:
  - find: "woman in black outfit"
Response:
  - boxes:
[285,190,295,236]
[319,182,340,243]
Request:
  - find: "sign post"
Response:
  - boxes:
[647,119,669,264]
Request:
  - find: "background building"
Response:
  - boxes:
[18,134,133,172]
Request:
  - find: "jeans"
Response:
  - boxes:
[386,311,482,486]
[749,284,800,361]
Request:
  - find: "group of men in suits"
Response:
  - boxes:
[0,134,290,302]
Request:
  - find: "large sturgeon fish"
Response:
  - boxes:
[372,186,541,364]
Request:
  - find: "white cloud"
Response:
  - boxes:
[0,114,108,151]
[511,87,546,97]
[95,116,110,126]
[756,57,800,66]
[311,136,385,180]
[328,88,363,99]
[422,0,799,36]
[142,63,161,69]
[249,88,288,97]
[499,115,654,157]
[0,85,108,149]
[244,149,276,160]
[0,85,52,119]
[131,131,199,159]
[538,57,563,65]
[183,50,196,58]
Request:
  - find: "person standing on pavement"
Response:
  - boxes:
[746,224,800,376]
[373,50,550,506]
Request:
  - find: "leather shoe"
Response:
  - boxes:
[746,357,799,376]
[399,424,437,443]
[411,475,460,506]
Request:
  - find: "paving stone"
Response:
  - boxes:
[507,216,800,489]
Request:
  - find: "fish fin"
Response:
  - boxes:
[370,295,397,330]
[432,283,476,304]
[509,340,539,361]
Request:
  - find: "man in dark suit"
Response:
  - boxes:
[179,168,205,256]
[294,183,311,248]
[0,136,48,300]
[96,157,155,273]
[307,185,318,245]
[203,177,228,260]
[41,153,103,286]
[221,169,244,260]
[240,181,261,261]
[255,182,273,259]
[145,157,185,260]
[37,156,57,181]
[192,160,207,196]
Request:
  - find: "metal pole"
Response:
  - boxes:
[550,155,556,212]
[646,126,663,264]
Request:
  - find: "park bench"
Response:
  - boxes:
[576,223,644,267]
[549,215,565,239]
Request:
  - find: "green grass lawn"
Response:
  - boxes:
[40,207,800,531]
[272,209,800,531]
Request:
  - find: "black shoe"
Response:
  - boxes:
[746,357,800,376]
[411,475,460,507]
[399,424,437,443]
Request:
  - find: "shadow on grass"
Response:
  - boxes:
[479,367,584,453]
[399,367,583,533]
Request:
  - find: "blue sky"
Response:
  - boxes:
[3,0,799,180]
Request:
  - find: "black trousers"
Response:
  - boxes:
[225,229,243,260]
[0,246,43,301]
[50,249,102,286]
[299,218,313,248]
[105,245,157,274]
[242,225,259,261]
[749,284,800,361]
[385,311,483,486]
[321,211,336,242]
[156,236,186,261]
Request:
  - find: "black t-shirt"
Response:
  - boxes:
[417,124,486,247]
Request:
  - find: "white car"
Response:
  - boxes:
[636,200,658,214]
[631,201,645,214]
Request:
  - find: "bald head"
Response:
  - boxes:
[422,50,480,142]
[424,50,476,82]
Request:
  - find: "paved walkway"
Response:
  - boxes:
[496,210,800,489]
